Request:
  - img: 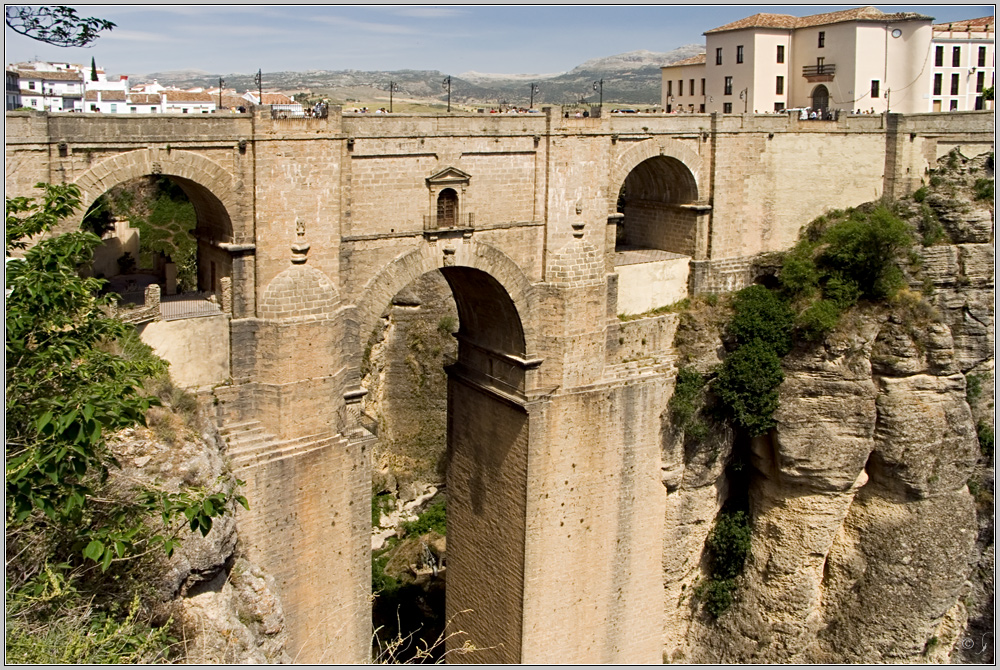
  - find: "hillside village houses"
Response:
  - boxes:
[5,60,300,114]
[661,6,994,115]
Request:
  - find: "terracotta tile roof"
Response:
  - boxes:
[84,90,126,101]
[933,17,995,31]
[705,6,933,34]
[128,93,161,104]
[163,91,215,102]
[662,53,707,68]
[16,69,84,81]
[221,94,249,109]
[261,92,294,105]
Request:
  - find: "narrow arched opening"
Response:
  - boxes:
[364,266,527,664]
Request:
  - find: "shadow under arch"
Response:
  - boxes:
[613,152,703,257]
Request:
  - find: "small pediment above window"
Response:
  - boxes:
[426,166,471,188]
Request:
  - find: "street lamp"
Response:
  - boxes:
[218,77,224,111]
[388,81,399,113]
[740,88,748,113]
[530,82,539,109]
[253,69,262,107]
[442,76,451,112]
[593,78,604,108]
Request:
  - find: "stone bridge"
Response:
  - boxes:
[5,108,992,663]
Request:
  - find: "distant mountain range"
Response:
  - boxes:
[134,46,706,106]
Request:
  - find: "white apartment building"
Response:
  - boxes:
[662,6,957,115]
[661,54,707,113]
[930,17,995,111]
[15,67,85,112]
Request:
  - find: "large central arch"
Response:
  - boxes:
[354,239,537,662]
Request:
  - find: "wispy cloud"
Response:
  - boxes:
[309,15,418,35]
[103,29,176,44]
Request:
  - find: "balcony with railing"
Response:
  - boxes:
[802,64,836,82]
[423,212,475,231]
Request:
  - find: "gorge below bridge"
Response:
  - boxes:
[5,107,993,663]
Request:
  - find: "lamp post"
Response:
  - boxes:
[593,78,603,108]
[218,77,224,111]
[442,76,451,112]
[530,82,539,109]
[740,88,748,113]
[389,81,399,113]
[253,69,262,107]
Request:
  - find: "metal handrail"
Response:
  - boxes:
[802,64,836,77]
[424,212,474,231]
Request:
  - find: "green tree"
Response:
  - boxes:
[5,6,115,47]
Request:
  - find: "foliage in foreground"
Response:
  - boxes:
[5,183,245,662]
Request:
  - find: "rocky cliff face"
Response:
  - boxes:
[666,149,993,663]
[109,396,291,663]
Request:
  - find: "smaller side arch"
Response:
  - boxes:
[608,138,704,214]
[70,148,241,242]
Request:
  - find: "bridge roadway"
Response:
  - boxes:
[5,107,992,662]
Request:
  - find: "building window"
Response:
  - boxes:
[150,108,157,113]
[690,79,695,95]
[776,76,784,95]
[871,80,880,99]
[777,45,785,63]
[774,102,785,112]
[182,108,189,113]
[935,46,943,67]
[28,81,35,90]
[130,106,137,113]
[724,76,733,95]
[979,46,987,67]
[699,104,705,112]
[975,96,985,110]
[110,103,116,113]
[678,80,683,96]
[933,73,943,95]
[977,71,985,92]
[952,46,961,67]
[701,78,706,95]
[90,104,96,111]
[951,73,960,95]
[716,48,723,65]
[737,45,744,63]
[667,80,672,96]
[950,99,958,111]
[818,31,825,48]
[723,102,733,113]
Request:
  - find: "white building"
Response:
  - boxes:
[6,69,21,110]
[930,17,995,111]
[243,91,304,116]
[663,6,941,115]
[15,67,85,112]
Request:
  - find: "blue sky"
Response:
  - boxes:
[5,5,994,78]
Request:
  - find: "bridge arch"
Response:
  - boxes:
[609,140,705,259]
[608,138,704,214]
[354,239,536,364]
[355,239,538,662]
[70,148,244,304]
[70,148,240,242]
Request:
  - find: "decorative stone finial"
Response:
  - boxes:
[291,218,310,264]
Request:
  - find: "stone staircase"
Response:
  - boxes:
[219,420,341,470]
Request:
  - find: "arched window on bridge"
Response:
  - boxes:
[425,166,471,230]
